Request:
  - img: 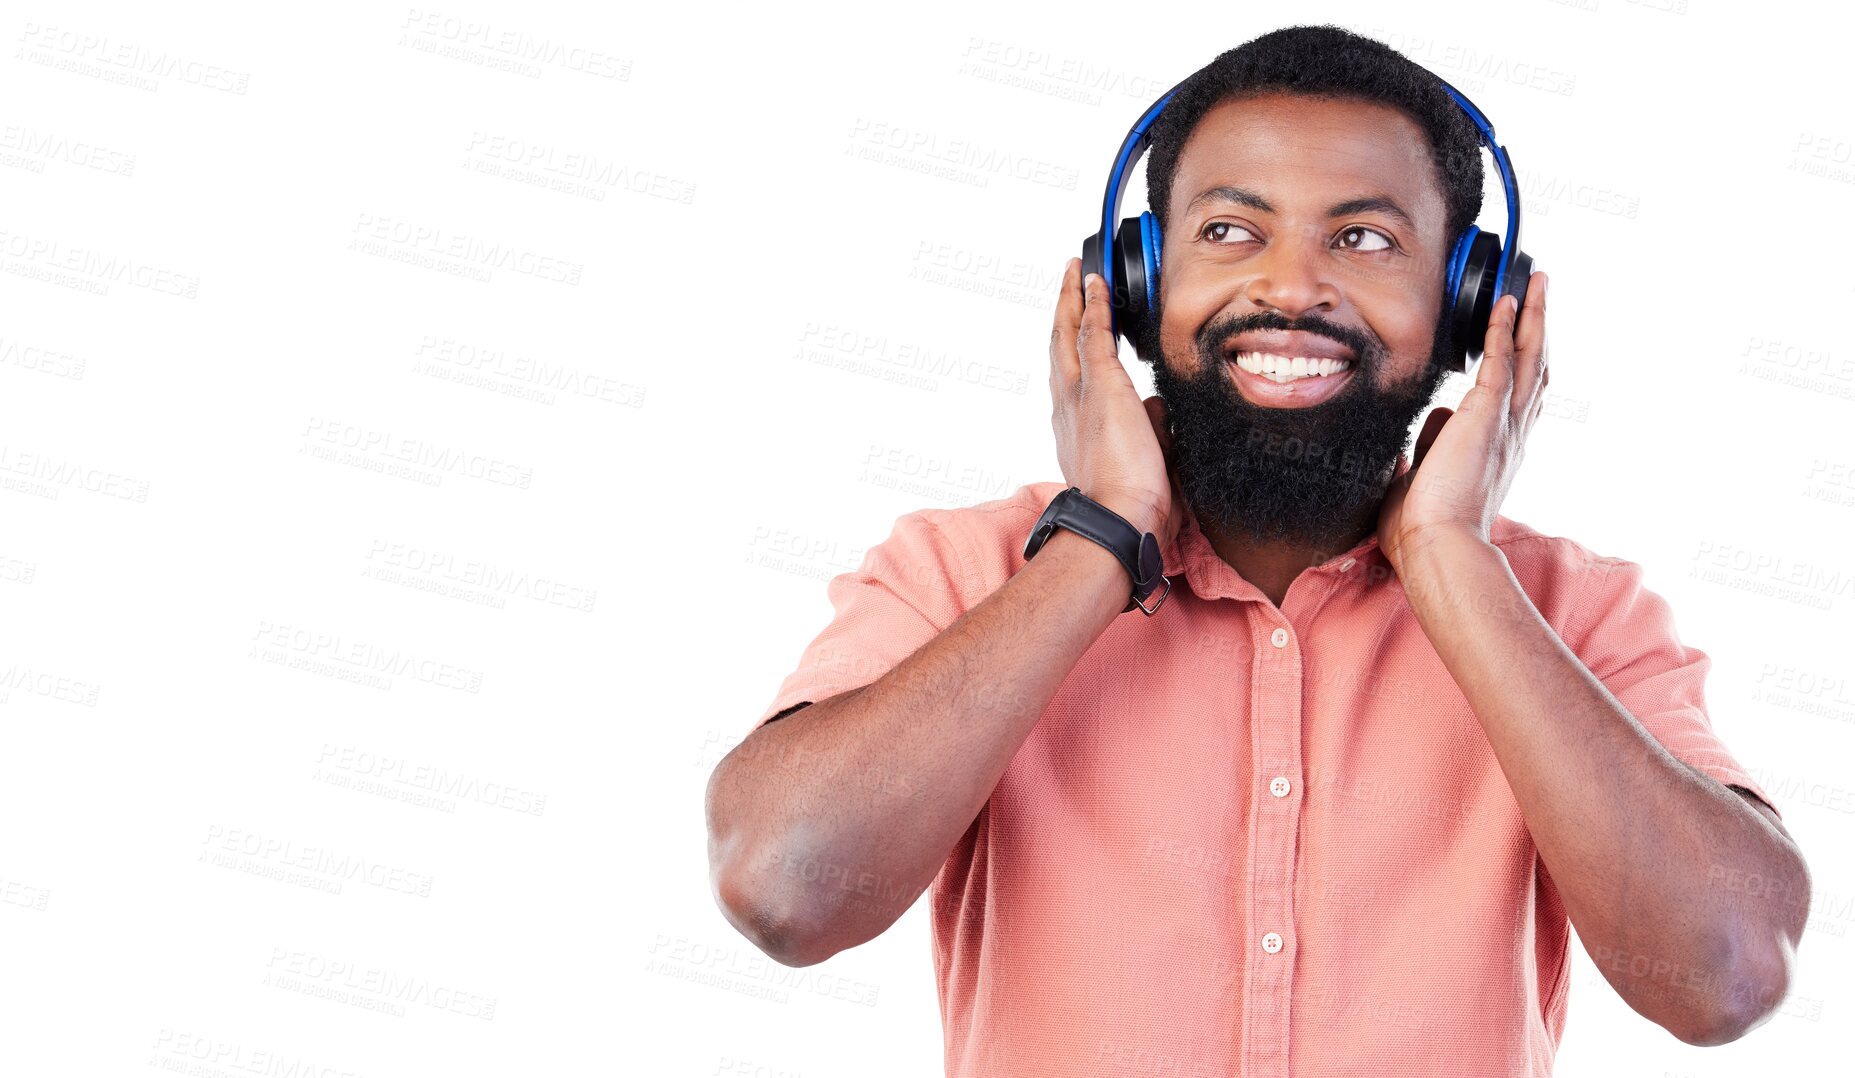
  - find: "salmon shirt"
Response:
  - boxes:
[749,480,1777,1077]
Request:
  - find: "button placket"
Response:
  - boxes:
[1244,615,1303,1078]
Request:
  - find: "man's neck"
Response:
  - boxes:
[1200,506,1378,609]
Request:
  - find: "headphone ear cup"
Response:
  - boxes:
[1110,215,1150,345]
[1139,210,1161,320]
[1080,230,1105,286]
[1501,248,1534,311]
[1448,229,1503,370]
[1444,226,1478,306]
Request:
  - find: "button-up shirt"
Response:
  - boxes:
[748,480,1777,1077]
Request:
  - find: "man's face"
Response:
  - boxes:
[1141,91,1458,551]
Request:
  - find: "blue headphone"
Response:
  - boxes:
[1081,75,1533,373]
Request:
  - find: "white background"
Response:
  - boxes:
[1,1,1850,1075]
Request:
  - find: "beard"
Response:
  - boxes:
[1140,297,1455,552]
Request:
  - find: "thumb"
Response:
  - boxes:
[1413,407,1451,469]
[1144,394,1185,544]
[1143,395,1173,460]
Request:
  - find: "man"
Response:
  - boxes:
[705,25,1810,1077]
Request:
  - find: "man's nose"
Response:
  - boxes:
[1242,226,1341,317]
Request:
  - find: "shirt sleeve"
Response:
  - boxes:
[1567,554,1780,820]
[748,507,984,735]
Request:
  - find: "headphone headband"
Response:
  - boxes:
[1431,78,1524,302]
[1086,74,1527,350]
[1094,79,1185,329]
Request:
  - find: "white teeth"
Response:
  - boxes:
[1231,352,1353,382]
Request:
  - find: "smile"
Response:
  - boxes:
[1226,351,1356,408]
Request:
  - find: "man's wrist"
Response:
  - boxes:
[1039,527,1141,615]
[1087,490,1164,540]
[1398,524,1499,584]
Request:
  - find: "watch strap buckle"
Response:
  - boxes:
[1126,573,1170,616]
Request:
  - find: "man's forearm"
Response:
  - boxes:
[708,523,1145,966]
[1399,527,1809,1045]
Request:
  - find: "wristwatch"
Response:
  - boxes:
[1022,486,1170,615]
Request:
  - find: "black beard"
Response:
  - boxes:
[1140,300,1455,552]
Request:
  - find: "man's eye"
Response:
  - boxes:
[1200,221,1257,244]
[1336,226,1393,252]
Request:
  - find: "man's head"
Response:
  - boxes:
[1131,25,1485,551]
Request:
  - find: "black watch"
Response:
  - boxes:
[1022,487,1170,615]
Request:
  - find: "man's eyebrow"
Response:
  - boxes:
[1327,195,1415,230]
[1184,185,1416,230]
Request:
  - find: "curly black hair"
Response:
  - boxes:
[1144,24,1485,254]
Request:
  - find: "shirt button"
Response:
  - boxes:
[1261,932,1283,954]
[1270,627,1288,648]
[1339,557,1356,571]
[1270,776,1291,798]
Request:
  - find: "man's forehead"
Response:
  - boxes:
[1169,94,1442,222]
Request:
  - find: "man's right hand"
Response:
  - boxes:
[1047,256,1184,548]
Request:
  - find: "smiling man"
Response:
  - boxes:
[1139,88,1461,601]
[707,25,1811,1077]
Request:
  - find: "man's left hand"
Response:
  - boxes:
[1377,270,1549,573]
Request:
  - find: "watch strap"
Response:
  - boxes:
[1023,487,1170,615]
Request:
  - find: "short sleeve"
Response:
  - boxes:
[748,508,985,734]
[1568,555,1780,820]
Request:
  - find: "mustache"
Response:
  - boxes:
[1194,310,1380,367]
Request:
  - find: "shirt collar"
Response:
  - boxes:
[1158,495,1390,603]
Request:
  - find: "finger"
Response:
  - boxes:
[1511,271,1548,422]
[1049,257,1083,388]
[1478,293,1519,408]
[1076,271,1119,384]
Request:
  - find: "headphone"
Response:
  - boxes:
[1080,75,1533,374]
